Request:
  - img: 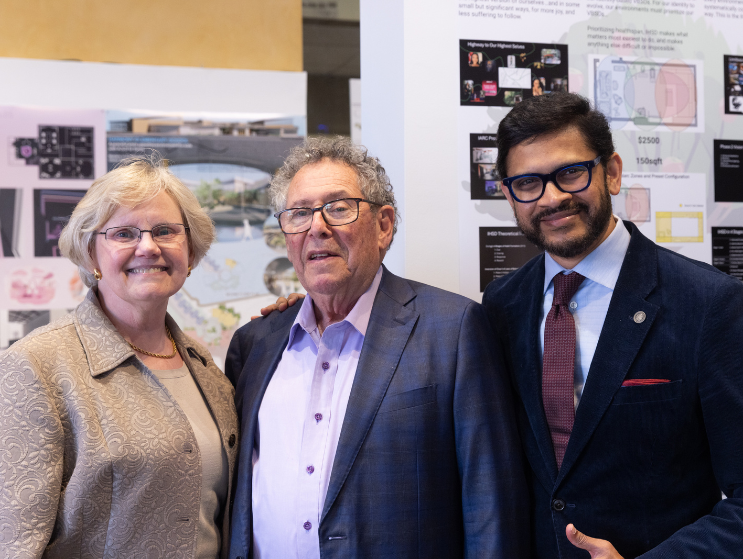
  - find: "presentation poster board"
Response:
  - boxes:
[456,2,743,301]
[0,108,306,367]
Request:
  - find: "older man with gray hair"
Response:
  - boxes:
[226,136,528,559]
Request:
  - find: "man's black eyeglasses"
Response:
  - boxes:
[501,156,602,203]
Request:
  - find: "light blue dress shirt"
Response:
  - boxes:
[540,218,631,409]
[251,266,383,559]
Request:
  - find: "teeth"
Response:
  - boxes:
[310,253,330,260]
[129,267,167,274]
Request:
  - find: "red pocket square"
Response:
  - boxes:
[622,379,671,387]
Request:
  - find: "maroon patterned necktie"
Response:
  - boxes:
[543,271,585,470]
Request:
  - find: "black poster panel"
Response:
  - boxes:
[714,140,743,202]
[460,39,568,107]
[712,227,743,282]
[479,227,542,292]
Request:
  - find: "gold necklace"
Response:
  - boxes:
[128,326,178,359]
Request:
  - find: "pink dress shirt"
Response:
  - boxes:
[251,266,383,559]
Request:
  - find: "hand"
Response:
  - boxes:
[566,524,624,559]
[250,293,306,320]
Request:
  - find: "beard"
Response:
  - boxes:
[513,183,614,259]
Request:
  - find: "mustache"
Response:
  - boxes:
[532,200,590,222]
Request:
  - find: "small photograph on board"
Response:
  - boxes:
[470,133,504,200]
[468,52,483,67]
[33,189,87,257]
[12,126,95,179]
[541,49,562,66]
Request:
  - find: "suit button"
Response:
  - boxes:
[228,434,236,447]
[552,499,565,512]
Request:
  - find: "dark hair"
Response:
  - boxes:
[496,92,615,179]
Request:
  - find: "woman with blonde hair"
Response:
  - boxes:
[0,155,238,558]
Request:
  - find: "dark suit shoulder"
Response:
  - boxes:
[380,271,483,318]
[655,243,737,287]
[225,304,300,386]
[234,304,300,340]
[407,278,479,308]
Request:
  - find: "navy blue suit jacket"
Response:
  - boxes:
[483,221,743,558]
[226,267,529,559]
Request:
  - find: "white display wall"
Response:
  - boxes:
[361,0,743,301]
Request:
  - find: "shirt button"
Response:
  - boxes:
[322,361,330,370]
[306,465,315,474]
[303,521,312,531]
[569,301,578,310]
[315,413,323,422]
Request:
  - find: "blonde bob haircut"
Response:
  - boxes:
[59,153,216,288]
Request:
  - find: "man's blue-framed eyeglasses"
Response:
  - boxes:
[501,156,602,203]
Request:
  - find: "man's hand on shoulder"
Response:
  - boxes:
[567,525,624,559]
[250,293,306,320]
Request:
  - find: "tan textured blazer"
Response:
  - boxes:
[0,290,239,559]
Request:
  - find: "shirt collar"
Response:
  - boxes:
[287,265,384,347]
[543,217,631,294]
[75,288,211,376]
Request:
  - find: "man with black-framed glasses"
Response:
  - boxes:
[484,92,743,558]
[226,136,528,559]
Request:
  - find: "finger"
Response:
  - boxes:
[250,315,260,321]
[566,525,615,558]
[286,293,305,307]
[260,303,279,316]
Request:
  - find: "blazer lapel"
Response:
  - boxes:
[557,222,660,485]
[239,307,301,477]
[321,269,419,522]
[504,255,560,489]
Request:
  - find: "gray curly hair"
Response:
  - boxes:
[269,136,399,239]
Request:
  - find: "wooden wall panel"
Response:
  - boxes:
[0,0,302,71]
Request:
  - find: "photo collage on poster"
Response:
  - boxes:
[460,40,569,107]
[0,108,305,366]
[0,109,107,350]
[469,133,503,199]
[725,54,743,115]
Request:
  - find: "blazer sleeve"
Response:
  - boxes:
[454,301,530,558]
[225,326,246,388]
[0,348,64,558]
[639,278,743,558]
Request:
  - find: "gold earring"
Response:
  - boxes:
[187,266,192,277]
[93,269,102,281]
